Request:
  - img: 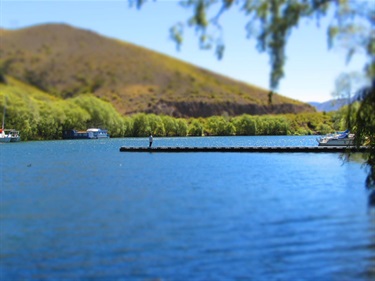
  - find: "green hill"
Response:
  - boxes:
[0,23,314,117]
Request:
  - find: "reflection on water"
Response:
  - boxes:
[0,137,374,280]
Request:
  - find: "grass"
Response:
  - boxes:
[0,23,315,117]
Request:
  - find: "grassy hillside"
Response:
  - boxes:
[0,24,315,117]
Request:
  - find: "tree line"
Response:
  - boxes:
[1,91,351,141]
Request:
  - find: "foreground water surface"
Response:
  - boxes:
[1,136,374,280]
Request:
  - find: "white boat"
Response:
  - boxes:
[87,128,109,139]
[0,101,21,143]
[5,129,21,142]
[0,129,11,143]
[62,128,109,139]
[317,130,355,146]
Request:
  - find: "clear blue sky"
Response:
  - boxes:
[0,0,369,102]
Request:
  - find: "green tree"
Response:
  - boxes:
[162,115,177,136]
[132,113,150,137]
[72,94,125,137]
[188,119,203,136]
[206,116,235,136]
[316,123,332,135]
[0,91,40,140]
[355,83,375,187]
[123,116,134,137]
[176,118,188,136]
[36,101,65,139]
[148,114,166,136]
[59,100,91,132]
[233,115,256,136]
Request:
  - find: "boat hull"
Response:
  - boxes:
[0,137,11,143]
[317,130,355,147]
[318,138,354,146]
[10,136,21,142]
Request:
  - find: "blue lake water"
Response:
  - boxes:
[1,136,374,280]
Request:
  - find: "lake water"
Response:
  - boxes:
[1,136,374,280]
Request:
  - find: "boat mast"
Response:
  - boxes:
[1,97,5,131]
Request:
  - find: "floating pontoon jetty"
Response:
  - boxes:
[119,146,370,153]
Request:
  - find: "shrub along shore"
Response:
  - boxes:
[2,111,340,141]
[1,84,354,141]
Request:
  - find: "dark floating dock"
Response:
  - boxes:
[119,146,370,153]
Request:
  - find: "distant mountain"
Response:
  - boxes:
[0,24,315,117]
[308,99,349,112]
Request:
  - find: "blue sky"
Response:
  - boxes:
[0,0,369,102]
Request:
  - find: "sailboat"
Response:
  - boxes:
[0,99,20,143]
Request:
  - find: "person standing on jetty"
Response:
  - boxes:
[149,133,153,148]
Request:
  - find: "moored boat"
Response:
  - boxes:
[0,129,11,143]
[87,128,110,139]
[317,130,355,146]
[6,129,21,142]
[63,128,110,139]
[1,101,21,143]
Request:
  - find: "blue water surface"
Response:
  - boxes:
[0,136,374,280]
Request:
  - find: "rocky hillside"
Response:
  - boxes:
[0,24,315,117]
